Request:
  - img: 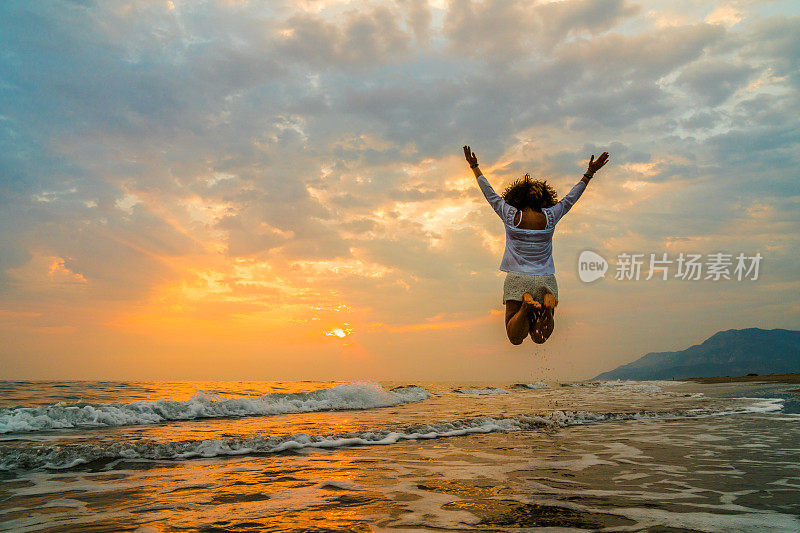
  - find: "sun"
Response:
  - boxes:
[325,324,353,338]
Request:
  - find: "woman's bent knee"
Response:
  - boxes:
[508,334,525,345]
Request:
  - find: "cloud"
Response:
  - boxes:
[398,0,433,45]
[742,14,800,87]
[555,22,726,84]
[443,0,641,63]
[677,59,756,106]
[274,4,412,68]
[0,0,798,379]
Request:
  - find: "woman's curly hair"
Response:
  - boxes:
[502,173,558,211]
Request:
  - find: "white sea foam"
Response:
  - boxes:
[712,397,784,415]
[452,388,510,395]
[1,417,529,471]
[569,380,667,392]
[1,400,784,472]
[512,382,548,389]
[0,382,431,434]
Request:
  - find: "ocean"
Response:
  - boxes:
[1,379,799,532]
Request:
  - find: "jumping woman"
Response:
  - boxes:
[463,145,609,345]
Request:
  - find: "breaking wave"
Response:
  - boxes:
[0,382,431,434]
[1,398,783,472]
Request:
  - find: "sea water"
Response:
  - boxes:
[0,380,798,531]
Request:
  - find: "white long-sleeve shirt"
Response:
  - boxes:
[476,174,587,275]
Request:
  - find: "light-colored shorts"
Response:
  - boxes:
[502,271,559,305]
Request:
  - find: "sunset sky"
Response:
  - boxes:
[1,0,798,381]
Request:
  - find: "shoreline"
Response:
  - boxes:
[683,373,800,385]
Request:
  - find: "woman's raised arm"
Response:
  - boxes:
[549,151,609,225]
[463,145,520,227]
[581,152,609,184]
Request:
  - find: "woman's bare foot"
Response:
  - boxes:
[522,292,541,319]
[531,291,556,344]
[522,292,540,308]
[543,291,558,311]
[532,308,554,343]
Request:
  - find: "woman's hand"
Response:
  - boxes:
[463,145,479,167]
[587,152,610,174]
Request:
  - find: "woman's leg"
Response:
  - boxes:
[505,293,540,345]
[530,291,558,344]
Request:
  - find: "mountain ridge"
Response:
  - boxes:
[592,328,800,381]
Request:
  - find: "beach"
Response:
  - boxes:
[1,379,799,531]
[3,0,799,530]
